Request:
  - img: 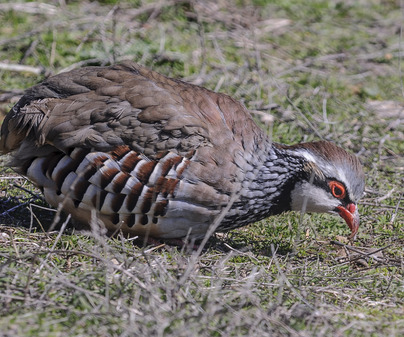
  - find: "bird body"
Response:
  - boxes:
[0,61,365,239]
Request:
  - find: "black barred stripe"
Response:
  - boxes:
[100,166,120,189]
[70,148,90,163]
[91,189,108,210]
[110,213,120,225]
[111,193,126,213]
[126,213,136,228]
[45,153,65,178]
[140,188,154,214]
[73,180,91,205]
[53,157,83,193]
[140,214,148,225]
[66,147,75,156]
[126,182,143,211]
[82,164,98,181]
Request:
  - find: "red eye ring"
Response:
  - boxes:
[329,181,346,199]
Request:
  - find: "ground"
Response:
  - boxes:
[0,1,403,336]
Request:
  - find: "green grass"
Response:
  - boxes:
[0,0,403,336]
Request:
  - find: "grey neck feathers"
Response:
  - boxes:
[220,143,307,231]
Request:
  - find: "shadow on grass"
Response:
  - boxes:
[0,195,67,233]
[0,194,294,257]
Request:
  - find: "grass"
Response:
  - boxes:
[0,0,403,336]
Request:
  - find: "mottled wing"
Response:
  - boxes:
[7,63,257,153]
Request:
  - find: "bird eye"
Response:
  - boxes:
[329,181,346,199]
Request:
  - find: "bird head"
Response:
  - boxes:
[287,141,365,239]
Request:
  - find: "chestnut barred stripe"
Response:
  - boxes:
[154,176,179,197]
[176,159,190,177]
[153,199,168,216]
[140,188,154,214]
[109,172,131,193]
[110,145,132,161]
[119,151,143,173]
[147,152,180,185]
[133,160,158,185]
[159,154,183,177]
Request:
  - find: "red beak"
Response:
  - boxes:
[336,203,359,239]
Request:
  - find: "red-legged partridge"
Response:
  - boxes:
[0,61,365,239]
